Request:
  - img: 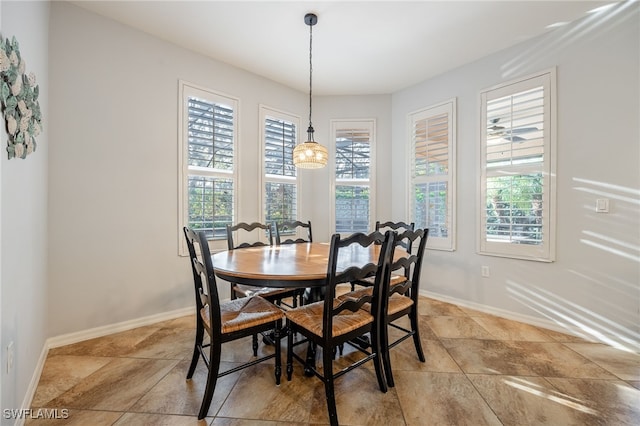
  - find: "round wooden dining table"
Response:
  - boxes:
[210,241,388,289]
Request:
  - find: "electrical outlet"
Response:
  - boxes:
[481,266,490,278]
[7,341,14,373]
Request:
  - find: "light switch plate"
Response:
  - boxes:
[596,198,609,213]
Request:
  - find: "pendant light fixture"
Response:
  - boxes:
[293,13,328,169]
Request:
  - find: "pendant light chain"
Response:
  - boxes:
[308,21,314,141]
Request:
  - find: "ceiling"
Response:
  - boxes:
[70,1,613,95]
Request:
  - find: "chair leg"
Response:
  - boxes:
[323,348,339,426]
[286,321,294,381]
[274,320,282,385]
[187,322,204,379]
[370,327,388,393]
[198,341,221,420]
[252,334,258,356]
[410,311,426,362]
[381,323,394,388]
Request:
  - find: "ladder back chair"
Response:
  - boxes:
[275,220,313,245]
[226,222,296,304]
[348,220,416,291]
[375,220,415,251]
[340,228,428,387]
[284,230,394,426]
[183,227,284,420]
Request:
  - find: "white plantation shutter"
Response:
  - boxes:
[332,120,375,234]
[410,99,456,251]
[179,82,237,254]
[480,69,556,261]
[261,107,299,225]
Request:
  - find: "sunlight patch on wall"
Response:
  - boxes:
[500,1,637,79]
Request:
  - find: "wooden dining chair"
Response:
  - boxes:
[340,228,429,387]
[275,220,313,245]
[347,220,416,292]
[183,227,284,420]
[285,230,394,426]
[226,222,296,305]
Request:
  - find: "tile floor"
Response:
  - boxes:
[29,297,639,425]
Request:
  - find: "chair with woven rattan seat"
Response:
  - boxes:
[226,222,301,306]
[348,221,415,292]
[285,231,394,426]
[183,227,284,420]
[339,228,428,388]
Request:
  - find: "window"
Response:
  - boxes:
[261,106,300,226]
[479,69,556,261]
[410,99,457,251]
[179,81,237,255]
[332,120,375,234]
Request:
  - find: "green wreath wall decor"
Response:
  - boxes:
[0,35,42,159]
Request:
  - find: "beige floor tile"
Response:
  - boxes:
[30,355,112,407]
[425,316,495,339]
[418,298,468,317]
[442,339,619,378]
[545,377,640,426]
[306,367,406,426]
[156,314,197,330]
[386,338,462,374]
[394,370,502,426]
[48,326,162,357]
[540,327,595,343]
[123,327,195,360]
[469,374,623,425]
[564,342,640,381]
[46,358,178,411]
[217,363,314,423]
[470,315,556,341]
[130,359,242,417]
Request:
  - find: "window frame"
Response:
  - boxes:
[478,68,557,262]
[259,105,301,230]
[178,80,239,256]
[330,119,376,235]
[408,98,457,251]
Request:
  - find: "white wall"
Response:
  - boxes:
[0,0,49,418]
[48,3,393,338]
[392,2,639,351]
